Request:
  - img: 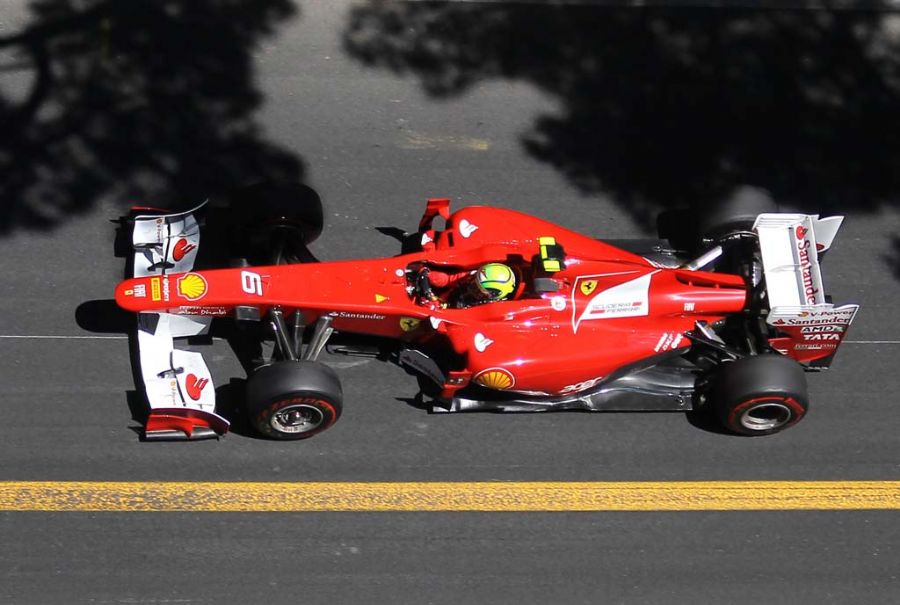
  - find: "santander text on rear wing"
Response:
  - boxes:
[754,213,860,367]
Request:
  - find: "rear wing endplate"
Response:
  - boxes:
[753,213,860,366]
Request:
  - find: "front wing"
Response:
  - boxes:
[129,204,229,440]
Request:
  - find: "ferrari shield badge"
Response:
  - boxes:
[399,317,421,332]
[580,280,598,296]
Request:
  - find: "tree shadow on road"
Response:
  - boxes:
[344,3,900,266]
[0,0,304,234]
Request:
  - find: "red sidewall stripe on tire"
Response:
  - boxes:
[728,396,805,428]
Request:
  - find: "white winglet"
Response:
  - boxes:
[132,201,206,277]
[136,312,228,439]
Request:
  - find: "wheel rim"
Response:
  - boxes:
[739,402,793,432]
[270,403,325,434]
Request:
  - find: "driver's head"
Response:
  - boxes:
[475,263,516,301]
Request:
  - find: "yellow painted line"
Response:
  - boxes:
[1,482,899,512]
[397,130,491,151]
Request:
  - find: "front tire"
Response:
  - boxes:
[228,181,323,265]
[247,361,343,440]
[714,354,808,436]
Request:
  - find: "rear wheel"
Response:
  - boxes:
[247,361,343,440]
[698,186,777,242]
[714,354,808,436]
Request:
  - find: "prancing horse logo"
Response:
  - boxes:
[580,280,598,296]
[399,317,421,332]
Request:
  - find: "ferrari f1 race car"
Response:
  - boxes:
[114,184,859,441]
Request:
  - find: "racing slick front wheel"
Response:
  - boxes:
[713,354,809,436]
[227,181,323,265]
[246,361,343,440]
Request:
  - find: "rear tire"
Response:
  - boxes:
[698,186,777,242]
[714,354,808,436]
[247,361,343,440]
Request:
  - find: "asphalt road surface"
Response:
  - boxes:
[2,2,899,604]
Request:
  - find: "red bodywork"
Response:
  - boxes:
[117,203,748,398]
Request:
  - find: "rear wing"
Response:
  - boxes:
[753,213,860,367]
[129,203,229,440]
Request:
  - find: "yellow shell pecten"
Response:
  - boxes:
[178,273,207,301]
[474,368,514,390]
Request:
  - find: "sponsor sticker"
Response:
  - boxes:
[800,325,845,334]
[176,306,228,316]
[458,219,479,238]
[474,332,494,353]
[172,238,197,262]
[550,296,566,312]
[124,284,147,298]
[151,277,162,302]
[654,332,685,352]
[769,305,858,327]
[177,273,207,301]
[473,368,515,390]
[560,375,604,395]
[572,271,655,332]
[375,294,389,303]
[328,311,386,321]
[185,373,209,401]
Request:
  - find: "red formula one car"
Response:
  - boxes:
[115,185,858,441]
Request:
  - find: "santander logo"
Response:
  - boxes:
[795,225,808,240]
[473,332,494,352]
[173,238,197,261]
[186,373,209,400]
[458,219,479,239]
[796,237,818,304]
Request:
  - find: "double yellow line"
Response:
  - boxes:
[1,481,899,512]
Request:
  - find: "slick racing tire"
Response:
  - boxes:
[698,186,777,242]
[714,354,808,436]
[247,361,343,440]
[228,181,323,264]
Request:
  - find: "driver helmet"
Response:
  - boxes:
[475,263,516,300]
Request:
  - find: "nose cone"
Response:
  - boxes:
[115,278,150,312]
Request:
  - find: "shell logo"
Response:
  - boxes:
[474,368,515,390]
[177,273,208,301]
